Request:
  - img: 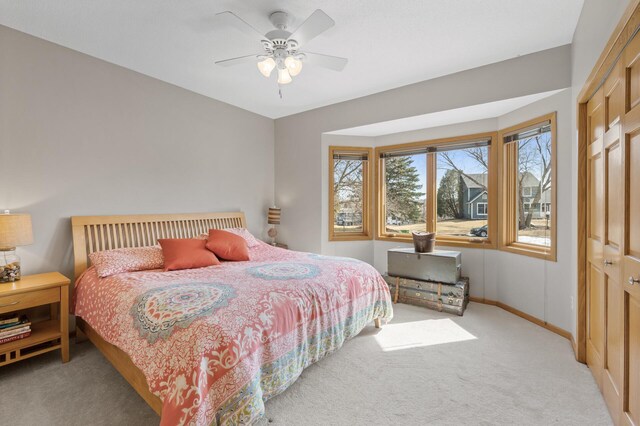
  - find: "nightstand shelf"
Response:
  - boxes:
[0,319,62,366]
[0,272,70,367]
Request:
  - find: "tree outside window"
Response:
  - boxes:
[383,154,426,234]
[516,130,552,247]
[329,147,372,240]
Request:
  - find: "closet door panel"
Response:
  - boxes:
[604,131,622,274]
[627,129,640,259]
[603,275,624,417]
[589,93,605,144]
[622,111,640,426]
[589,143,604,246]
[606,61,624,128]
[587,89,606,387]
[624,294,640,426]
[601,68,625,416]
[626,34,640,111]
[588,263,605,379]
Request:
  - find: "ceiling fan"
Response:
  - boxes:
[214,9,348,86]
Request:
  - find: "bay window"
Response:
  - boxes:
[499,113,556,260]
[328,112,557,261]
[375,133,497,248]
[329,146,372,240]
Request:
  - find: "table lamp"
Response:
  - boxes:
[267,207,281,246]
[0,211,33,282]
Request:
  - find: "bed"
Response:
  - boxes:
[71,212,393,425]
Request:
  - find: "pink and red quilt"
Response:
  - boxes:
[73,242,393,425]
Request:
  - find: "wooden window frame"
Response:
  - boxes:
[374,132,498,249]
[498,112,557,261]
[328,146,373,241]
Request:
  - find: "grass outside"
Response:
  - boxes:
[334,218,551,241]
[386,220,486,237]
[384,218,551,238]
[333,225,364,233]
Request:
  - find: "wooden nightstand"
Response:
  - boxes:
[0,272,70,366]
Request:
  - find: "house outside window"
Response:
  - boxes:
[499,112,556,261]
[375,132,497,248]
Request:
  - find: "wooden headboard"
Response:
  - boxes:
[71,212,247,278]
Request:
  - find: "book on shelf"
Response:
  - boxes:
[0,325,31,339]
[0,315,30,331]
[0,315,21,326]
[0,331,31,345]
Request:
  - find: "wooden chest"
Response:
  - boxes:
[387,249,461,284]
[384,275,469,316]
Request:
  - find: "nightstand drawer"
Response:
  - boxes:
[0,288,60,314]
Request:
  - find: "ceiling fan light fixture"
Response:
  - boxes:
[284,56,303,77]
[214,9,346,91]
[277,67,292,84]
[257,57,276,77]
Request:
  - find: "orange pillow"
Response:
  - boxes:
[205,229,250,261]
[158,238,220,271]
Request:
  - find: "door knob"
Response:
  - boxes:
[604,260,614,266]
[629,276,640,285]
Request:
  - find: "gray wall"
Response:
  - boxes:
[0,25,275,281]
[275,45,571,254]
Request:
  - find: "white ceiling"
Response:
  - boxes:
[329,89,564,137]
[0,1,584,119]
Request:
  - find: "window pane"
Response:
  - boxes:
[384,154,427,235]
[516,129,552,247]
[333,157,365,233]
[436,147,489,238]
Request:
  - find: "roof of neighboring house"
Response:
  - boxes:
[520,171,541,188]
[461,172,542,191]
[468,190,488,204]
[461,173,488,189]
[461,172,540,188]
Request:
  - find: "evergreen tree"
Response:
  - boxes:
[437,169,462,219]
[385,156,423,222]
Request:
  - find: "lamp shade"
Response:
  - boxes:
[0,213,33,249]
[267,207,281,225]
[277,67,292,85]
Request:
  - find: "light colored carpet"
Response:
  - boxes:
[0,303,611,425]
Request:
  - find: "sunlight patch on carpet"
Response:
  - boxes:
[374,318,477,351]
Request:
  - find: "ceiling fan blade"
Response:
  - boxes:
[303,52,348,71]
[287,9,335,47]
[214,11,268,43]
[215,54,260,67]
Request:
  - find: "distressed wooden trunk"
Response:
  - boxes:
[387,249,461,284]
[384,275,469,316]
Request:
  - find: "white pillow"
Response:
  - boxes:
[223,228,260,248]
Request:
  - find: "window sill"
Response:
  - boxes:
[376,234,496,249]
[436,237,496,250]
[329,234,372,242]
[500,242,556,261]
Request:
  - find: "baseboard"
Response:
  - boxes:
[469,296,573,341]
[571,335,579,361]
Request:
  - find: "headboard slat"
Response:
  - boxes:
[71,212,247,279]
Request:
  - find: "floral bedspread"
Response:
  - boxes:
[73,242,393,425]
